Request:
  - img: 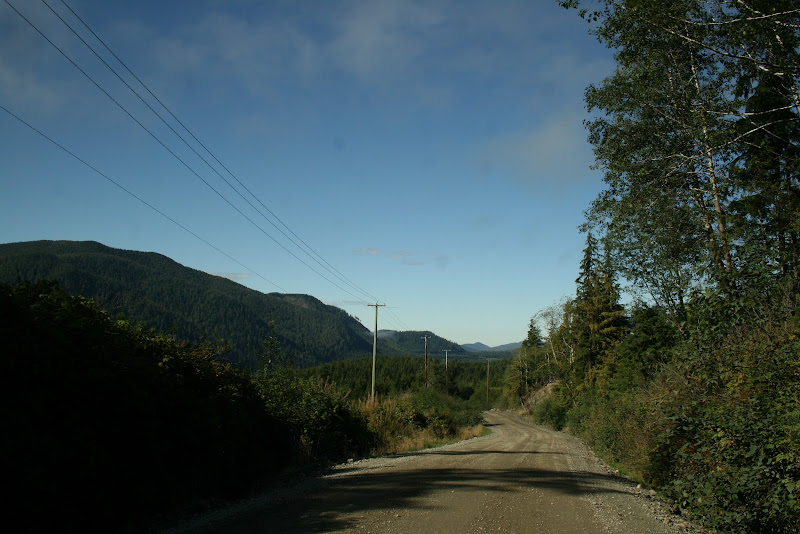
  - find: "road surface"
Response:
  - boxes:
[172,411,698,534]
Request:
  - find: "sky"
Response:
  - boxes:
[0,0,614,347]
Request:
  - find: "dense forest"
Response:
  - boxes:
[0,240,472,367]
[509,2,800,532]
[300,354,511,403]
[2,280,496,532]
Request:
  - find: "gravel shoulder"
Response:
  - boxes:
[164,411,704,534]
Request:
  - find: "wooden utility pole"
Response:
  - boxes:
[442,349,450,395]
[421,335,430,388]
[368,303,385,400]
[486,358,491,403]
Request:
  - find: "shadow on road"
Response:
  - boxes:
[211,464,630,533]
[385,449,568,458]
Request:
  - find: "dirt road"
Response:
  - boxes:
[173,411,697,533]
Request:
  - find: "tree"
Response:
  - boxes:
[574,234,625,369]
[566,0,800,300]
[506,318,551,405]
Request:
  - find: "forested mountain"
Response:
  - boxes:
[0,240,385,367]
[377,329,466,357]
[462,341,522,352]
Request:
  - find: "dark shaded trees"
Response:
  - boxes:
[1,281,291,532]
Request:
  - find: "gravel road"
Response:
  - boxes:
[169,411,702,534]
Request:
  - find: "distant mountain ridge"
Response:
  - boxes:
[377,330,465,356]
[0,240,471,367]
[462,341,522,352]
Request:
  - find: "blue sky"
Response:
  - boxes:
[0,0,613,347]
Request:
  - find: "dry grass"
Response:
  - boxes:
[385,424,487,455]
[356,396,487,456]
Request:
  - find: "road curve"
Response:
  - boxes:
[174,411,694,534]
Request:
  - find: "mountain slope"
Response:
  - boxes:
[377,330,465,356]
[462,341,522,352]
[0,240,375,367]
[462,342,491,352]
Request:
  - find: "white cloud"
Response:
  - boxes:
[0,5,67,113]
[135,0,607,109]
[476,111,596,188]
[327,0,445,82]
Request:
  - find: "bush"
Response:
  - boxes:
[252,369,376,462]
[531,392,568,430]
[409,388,483,436]
[653,314,800,533]
[0,281,291,532]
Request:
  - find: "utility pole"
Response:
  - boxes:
[442,349,450,395]
[486,358,491,404]
[368,303,385,400]
[421,335,430,388]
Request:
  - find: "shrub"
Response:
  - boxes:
[531,391,568,430]
[653,315,800,533]
[252,369,376,462]
[0,281,291,532]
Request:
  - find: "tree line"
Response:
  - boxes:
[0,240,377,367]
[1,280,495,532]
[509,2,800,532]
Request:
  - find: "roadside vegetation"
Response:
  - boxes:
[514,2,800,532]
[1,280,495,532]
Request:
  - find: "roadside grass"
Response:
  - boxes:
[358,391,488,456]
[385,424,488,455]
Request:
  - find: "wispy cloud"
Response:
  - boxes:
[355,247,448,267]
[132,0,606,110]
[327,0,445,83]
[475,111,596,189]
[354,247,384,256]
[0,5,68,113]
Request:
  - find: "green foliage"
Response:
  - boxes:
[362,397,422,446]
[505,319,555,405]
[407,388,484,436]
[252,368,376,462]
[0,240,375,368]
[650,300,800,532]
[540,2,800,531]
[610,305,677,391]
[379,330,465,356]
[300,354,511,407]
[531,389,569,431]
[1,281,291,532]
[0,271,494,531]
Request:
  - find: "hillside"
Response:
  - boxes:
[0,240,380,367]
[377,329,466,357]
[462,341,522,352]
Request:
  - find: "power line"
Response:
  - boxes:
[384,306,410,331]
[48,0,382,305]
[0,103,285,292]
[7,0,412,332]
[4,0,370,304]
